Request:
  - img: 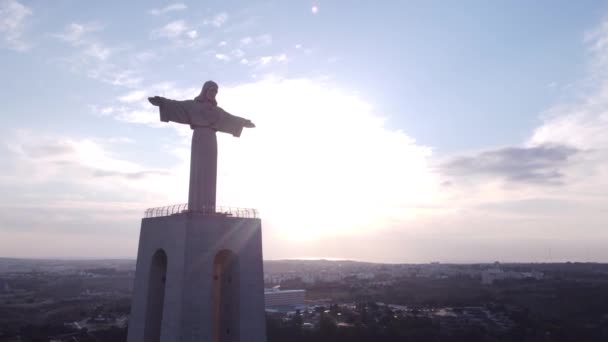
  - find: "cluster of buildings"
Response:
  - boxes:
[430,306,513,334]
[264,271,376,285]
[269,302,514,336]
[481,268,544,285]
[0,278,10,292]
[264,261,545,286]
[264,287,306,309]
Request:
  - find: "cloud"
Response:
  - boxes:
[118,90,147,103]
[133,50,158,63]
[530,18,608,152]
[231,48,244,58]
[9,134,143,178]
[215,53,230,61]
[442,144,579,186]
[520,18,608,201]
[92,169,170,180]
[0,131,177,257]
[101,83,199,128]
[0,131,183,216]
[152,20,188,38]
[84,43,111,60]
[86,65,142,87]
[97,105,159,126]
[8,10,608,261]
[217,79,442,240]
[53,22,102,45]
[151,20,199,42]
[239,34,272,48]
[204,12,228,28]
[239,53,288,68]
[56,26,114,67]
[430,17,608,256]
[53,23,144,87]
[186,30,197,38]
[148,3,187,16]
[0,0,32,51]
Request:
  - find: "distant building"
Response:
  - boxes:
[356,272,375,280]
[264,288,306,307]
[0,279,9,292]
[481,269,504,285]
[481,268,544,285]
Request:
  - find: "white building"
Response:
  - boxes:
[264,289,306,307]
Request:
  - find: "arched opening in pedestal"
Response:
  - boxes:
[212,249,240,342]
[144,249,168,342]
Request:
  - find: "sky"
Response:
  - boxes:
[1,0,608,262]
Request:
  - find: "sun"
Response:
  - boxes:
[215,78,440,241]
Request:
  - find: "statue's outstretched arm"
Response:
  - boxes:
[148,96,163,106]
[149,97,194,125]
[218,107,255,128]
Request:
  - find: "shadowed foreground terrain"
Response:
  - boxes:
[1,258,607,341]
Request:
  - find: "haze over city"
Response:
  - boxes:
[1,0,608,262]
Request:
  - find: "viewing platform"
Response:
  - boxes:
[143,203,259,219]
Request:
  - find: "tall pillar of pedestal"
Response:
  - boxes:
[127,212,266,342]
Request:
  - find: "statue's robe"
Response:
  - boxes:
[157,98,250,211]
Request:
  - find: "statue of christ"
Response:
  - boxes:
[148,81,255,212]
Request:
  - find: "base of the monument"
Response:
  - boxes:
[127,214,266,342]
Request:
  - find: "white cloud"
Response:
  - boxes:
[231,48,244,58]
[54,23,112,61]
[7,11,608,261]
[86,65,142,87]
[215,53,230,61]
[54,22,102,45]
[152,20,188,39]
[186,30,197,39]
[84,43,111,60]
[239,33,272,48]
[118,90,146,103]
[106,83,199,130]
[1,131,180,204]
[217,78,439,240]
[240,36,252,45]
[53,23,144,87]
[133,50,157,63]
[431,18,608,262]
[204,12,228,28]
[0,0,32,51]
[0,131,185,257]
[525,19,608,192]
[241,53,288,67]
[151,20,200,42]
[256,33,272,46]
[100,106,115,115]
[148,3,187,16]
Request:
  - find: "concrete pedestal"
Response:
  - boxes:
[127,214,266,342]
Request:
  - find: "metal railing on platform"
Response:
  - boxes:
[143,204,258,219]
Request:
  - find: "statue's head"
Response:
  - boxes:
[195,80,219,106]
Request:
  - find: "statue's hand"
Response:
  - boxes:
[244,120,256,128]
[148,96,162,106]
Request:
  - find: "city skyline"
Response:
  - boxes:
[1,0,608,262]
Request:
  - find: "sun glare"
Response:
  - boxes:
[214,78,440,241]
